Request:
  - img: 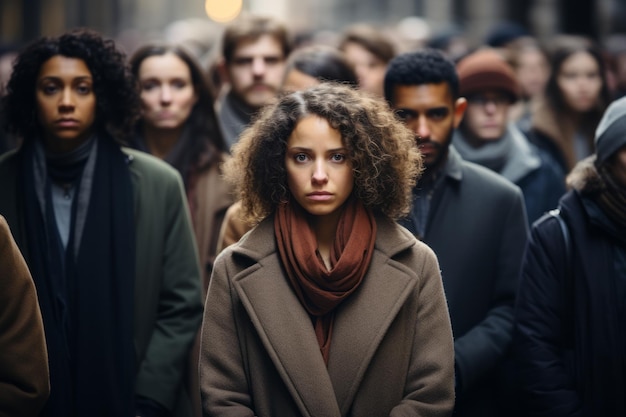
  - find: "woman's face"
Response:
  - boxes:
[342,42,386,97]
[609,145,626,187]
[138,53,197,130]
[557,51,603,113]
[285,115,354,224]
[36,55,96,153]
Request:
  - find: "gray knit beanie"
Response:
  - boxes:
[595,96,626,163]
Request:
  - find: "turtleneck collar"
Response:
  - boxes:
[45,135,96,185]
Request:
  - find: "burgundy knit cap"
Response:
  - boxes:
[457,48,520,100]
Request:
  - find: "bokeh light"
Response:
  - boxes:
[205,0,243,23]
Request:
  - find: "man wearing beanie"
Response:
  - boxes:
[514,96,626,416]
[453,48,565,223]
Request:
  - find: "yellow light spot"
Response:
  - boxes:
[205,0,243,23]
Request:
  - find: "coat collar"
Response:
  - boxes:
[230,215,418,416]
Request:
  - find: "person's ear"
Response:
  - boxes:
[452,97,467,129]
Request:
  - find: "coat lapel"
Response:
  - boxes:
[328,242,417,414]
[232,219,342,417]
[230,216,418,417]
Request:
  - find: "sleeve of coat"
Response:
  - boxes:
[453,188,528,393]
[391,245,455,417]
[134,171,204,411]
[200,249,255,416]
[513,217,582,416]
[0,216,50,417]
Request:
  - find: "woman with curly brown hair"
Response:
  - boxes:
[199,83,455,416]
[0,29,203,417]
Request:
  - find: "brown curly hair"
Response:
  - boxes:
[224,83,422,223]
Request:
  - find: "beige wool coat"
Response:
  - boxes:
[200,215,455,417]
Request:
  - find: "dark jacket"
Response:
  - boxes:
[401,147,529,417]
[514,189,626,416]
[0,147,203,416]
[516,148,565,223]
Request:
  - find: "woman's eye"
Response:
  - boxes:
[294,153,309,163]
[141,82,158,91]
[76,85,92,94]
[331,153,346,162]
[171,80,187,89]
[42,84,58,95]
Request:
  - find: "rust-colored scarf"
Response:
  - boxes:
[274,198,376,365]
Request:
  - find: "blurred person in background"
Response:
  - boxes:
[130,43,234,417]
[281,44,358,92]
[526,36,611,176]
[130,43,233,287]
[514,95,626,416]
[453,48,565,224]
[385,49,528,417]
[425,26,470,63]
[0,215,49,417]
[604,33,626,99]
[0,29,203,417]
[338,24,396,97]
[506,37,551,131]
[484,21,530,51]
[216,15,291,148]
[217,44,358,251]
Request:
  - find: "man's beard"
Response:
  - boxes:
[416,129,452,173]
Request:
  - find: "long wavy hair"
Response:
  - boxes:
[130,43,227,162]
[2,28,140,143]
[224,83,423,223]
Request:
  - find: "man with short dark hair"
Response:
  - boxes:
[217,15,291,148]
[453,48,565,224]
[385,49,529,417]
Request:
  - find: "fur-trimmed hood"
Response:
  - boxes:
[566,156,603,194]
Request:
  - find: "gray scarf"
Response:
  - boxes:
[453,123,540,183]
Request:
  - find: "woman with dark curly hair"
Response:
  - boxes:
[0,29,203,417]
[200,83,455,416]
[216,45,357,251]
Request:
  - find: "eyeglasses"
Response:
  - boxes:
[467,94,511,108]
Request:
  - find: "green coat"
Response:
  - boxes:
[0,147,203,416]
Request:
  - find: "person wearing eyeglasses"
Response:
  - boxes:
[453,48,565,224]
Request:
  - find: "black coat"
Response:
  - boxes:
[402,148,529,417]
[514,190,626,416]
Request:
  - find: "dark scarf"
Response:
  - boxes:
[21,136,136,417]
[219,91,255,149]
[594,164,626,232]
[274,198,376,365]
